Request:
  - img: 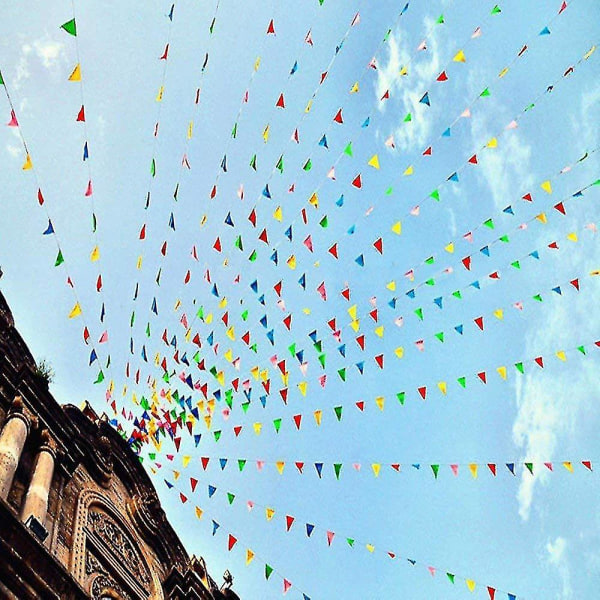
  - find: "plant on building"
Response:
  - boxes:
[35,359,55,385]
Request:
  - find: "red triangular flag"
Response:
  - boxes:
[418,386,427,400]
[462,256,472,270]
[228,534,237,551]
[534,356,544,368]
[258,228,269,244]
[286,515,295,531]
[276,93,285,108]
[436,70,448,82]
[477,371,487,384]
[373,238,383,254]
[76,105,85,122]
[468,154,478,164]
[422,146,432,156]
[293,414,302,429]
[352,174,362,189]
[474,316,484,330]
[333,108,343,123]
[328,243,338,258]
[266,19,275,34]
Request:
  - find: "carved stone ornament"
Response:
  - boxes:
[91,574,134,600]
[87,510,150,586]
[88,434,114,487]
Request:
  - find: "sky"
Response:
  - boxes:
[1,0,600,598]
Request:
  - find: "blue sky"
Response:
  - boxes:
[1,0,600,598]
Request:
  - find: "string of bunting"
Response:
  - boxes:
[158,471,520,599]
[0,68,116,404]
[128,0,224,384]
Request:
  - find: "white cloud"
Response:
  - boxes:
[33,38,64,69]
[511,83,600,521]
[375,17,444,152]
[546,537,573,599]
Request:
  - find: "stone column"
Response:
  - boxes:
[21,430,56,526]
[0,397,30,500]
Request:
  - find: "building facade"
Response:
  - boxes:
[0,291,239,600]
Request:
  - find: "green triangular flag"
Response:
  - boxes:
[241,310,249,321]
[452,290,462,299]
[532,294,543,302]
[396,392,405,405]
[483,218,494,228]
[334,406,343,421]
[385,186,393,195]
[248,250,257,262]
[94,370,105,384]
[435,332,444,343]
[303,158,312,171]
[425,278,435,286]
[431,464,439,479]
[0,70,4,85]
[403,112,412,122]
[276,155,284,173]
[241,401,250,413]
[414,308,424,321]
[447,572,455,583]
[234,236,243,250]
[61,18,77,36]
[383,29,391,42]
[150,158,156,177]
[238,459,246,471]
[344,142,353,156]
[337,368,346,381]
[436,14,444,23]
[231,122,237,138]
[525,462,534,475]
[225,391,233,409]
[499,234,509,243]
[511,260,521,269]
[145,323,151,337]
[265,565,273,580]
[288,343,296,357]
[457,376,466,388]
[213,430,221,442]
[430,189,440,201]
[250,154,257,170]
[480,87,491,97]
[318,354,326,368]
[425,256,435,265]
[313,340,322,352]
[130,312,135,327]
[515,362,524,374]
[319,215,328,228]
[55,250,64,266]
[334,463,342,479]
[491,4,501,14]
[197,306,204,319]
[577,345,586,355]
[346,538,355,547]
[273,418,281,433]
[227,492,235,505]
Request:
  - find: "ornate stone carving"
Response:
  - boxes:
[91,574,133,600]
[88,434,113,487]
[87,510,150,586]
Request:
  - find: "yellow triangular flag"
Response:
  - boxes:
[156,85,164,102]
[536,213,547,224]
[226,326,235,341]
[469,463,478,479]
[273,206,283,221]
[246,549,254,565]
[466,579,476,592]
[375,396,385,411]
[437,381,447,395]
[498,66,509,77]
[444,242,454,253]
[217,371,225,385]
[392,221,402,235]
[567,232,578,242]
[313,409,322,425]
[350,319,360,332]
[253,422,262,435]
[195,506,203,519]
[305,100,312,113]
[22,154,33,170]
[386,280,396,291]
[182,455,191,468]
[350,81,359,93]
[68,63,81,81]
[367,154,380,169]
[204,415,212,429]
[136,255,143,270]
[371,463,381,477]
[90,246,100,262]
[366,544,375,553]
[187,121,193,139]
[403,165,414,176]
[394,347,404,359]
[399,65,408,76]
[287,255,296,269]
[540,180,552,194]
[298,381,307,396]
[348,305,357,319]
[453,49,466,63]
[486,137,498,148]
[493,309,504,320]
[563,461,573,472]
[224,349,233,362]
[276,461,285,475]
[172,470,180,481]
[260,369,269,382]
[265,507,275,520]
[200,214,207,227]
[281,372,289,386]
[308,192,319,208]
[584,45,596,60]
[254,56,261,71]
[375,326,384,338]
[218,297,227,308]
[251,366,260,380]
[68,302,82,319]
[262,124,270,143]
[205,313,213,324]
[556,350,567,361]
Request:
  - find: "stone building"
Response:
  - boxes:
[0,290,240,600]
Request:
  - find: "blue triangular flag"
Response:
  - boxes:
[355,254,364,266]
[43,220,54,235]
[318,134,328,148]
[454,324,464,335]
[419,91,430,106]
